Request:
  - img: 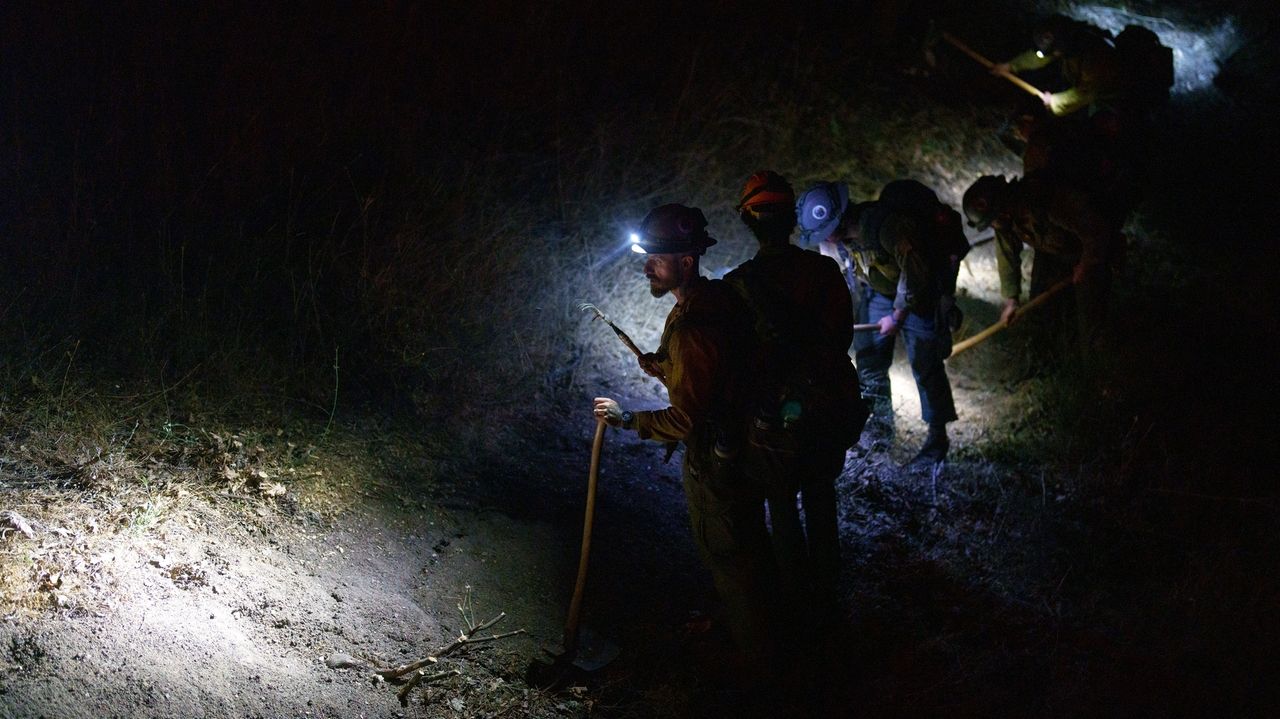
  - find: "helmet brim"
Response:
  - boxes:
[797,221,838,249]
[632,236,717,255]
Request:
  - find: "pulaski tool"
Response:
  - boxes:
[578,302,670,384]
[949,278,1073,356]
[578,302,645,359]
[535,420,619,681]
[579,300,678,462]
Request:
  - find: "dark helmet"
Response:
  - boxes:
[1032,14,1071,54]
[737,170,795,217]
[795,181,849,248]
[962,175,1008,231]
[1033,27,1057,54]
[631,203,716,256]
[843,201,881,250]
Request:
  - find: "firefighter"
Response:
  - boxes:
[592,203,776,664]
[796,181,961,466]
[723,171,865,615]
[991,14,1123,118]
[962,173,1119,347]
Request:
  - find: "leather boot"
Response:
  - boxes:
[862,390,894,440]
[910,423,949,465]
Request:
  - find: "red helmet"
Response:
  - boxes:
[737,170,795,216]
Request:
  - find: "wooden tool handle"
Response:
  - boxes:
[941,31,1047,100]
[949,279,1073,357]
[610,324,644,358]
[563,420,606,655]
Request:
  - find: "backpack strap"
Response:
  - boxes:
[730,258,822,348]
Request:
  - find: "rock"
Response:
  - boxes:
[324,652,367,670]
[2,511,36,539]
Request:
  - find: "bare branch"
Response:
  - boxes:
[374,612,517,679]
[372,589,525,708]
[396,668,461,706]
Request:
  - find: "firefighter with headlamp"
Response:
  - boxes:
[594,203,776,668]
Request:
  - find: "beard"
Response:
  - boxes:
[646,264,682,298]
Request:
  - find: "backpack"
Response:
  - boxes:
[1115,24,1174,106]
[726,259,866,463]
[876,180,971,296]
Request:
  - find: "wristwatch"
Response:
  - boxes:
[620,410,635,429]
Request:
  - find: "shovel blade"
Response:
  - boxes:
[543,625,619,672]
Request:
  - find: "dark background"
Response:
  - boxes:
[4,1,1017,390]
[4,0,1277,470]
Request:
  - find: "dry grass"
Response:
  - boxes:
[0,363,444,618]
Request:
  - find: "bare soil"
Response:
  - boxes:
[5,302,1272,719]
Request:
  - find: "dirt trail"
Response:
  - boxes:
[1,308,1271,718]
[0,484,579,719]
[0,276,1106,719]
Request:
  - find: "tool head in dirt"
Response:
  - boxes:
[540,624,620,674]
[530,593,619,684]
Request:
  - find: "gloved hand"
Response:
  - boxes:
[592,397,623,427]
[1000,297,1020,326]
[637,352,664,379]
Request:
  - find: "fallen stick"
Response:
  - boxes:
[1,510,36,539]
[373,597,526,707]
[949,279,1072,357]
[396,668,461,706]
[375,612,522,680]
[941,31,1046,100]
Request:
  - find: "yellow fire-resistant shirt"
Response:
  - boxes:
[995,176,1114,299]
[850,207,937,313]
[633,276,750,452]
[1009,40,1123,117]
